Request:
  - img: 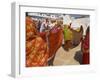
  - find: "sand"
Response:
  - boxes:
[53,43,82,65]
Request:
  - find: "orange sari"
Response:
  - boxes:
[26,17,49,67]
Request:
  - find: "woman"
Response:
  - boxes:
[26,16,49,67]
[82,27,90,64]
[40,18,50,32]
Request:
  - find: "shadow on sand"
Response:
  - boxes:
[74,50,83,64]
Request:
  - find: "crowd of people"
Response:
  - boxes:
[26,15,90,67]
[34,18,63,32]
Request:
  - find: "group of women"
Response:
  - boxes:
[26,16,89,67]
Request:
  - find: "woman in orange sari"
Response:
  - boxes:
[26,17,49,67]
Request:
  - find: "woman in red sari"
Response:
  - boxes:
[82,27,90,64]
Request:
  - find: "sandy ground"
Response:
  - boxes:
[53,43,82,65]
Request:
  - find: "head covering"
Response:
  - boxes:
[63,15,72,25]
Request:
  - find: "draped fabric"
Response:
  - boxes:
[63,25,73,41]
[82,27,89,64]
[26,17,49,67]
[26,37,49,67]
[48,26,63,58]
[39,26,63,59]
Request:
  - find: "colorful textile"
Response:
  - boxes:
[63,26,73,41]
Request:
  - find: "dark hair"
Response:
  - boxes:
[86,27,89,34]
[46,18,49,22]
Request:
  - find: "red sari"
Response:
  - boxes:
[82,27,90,64]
